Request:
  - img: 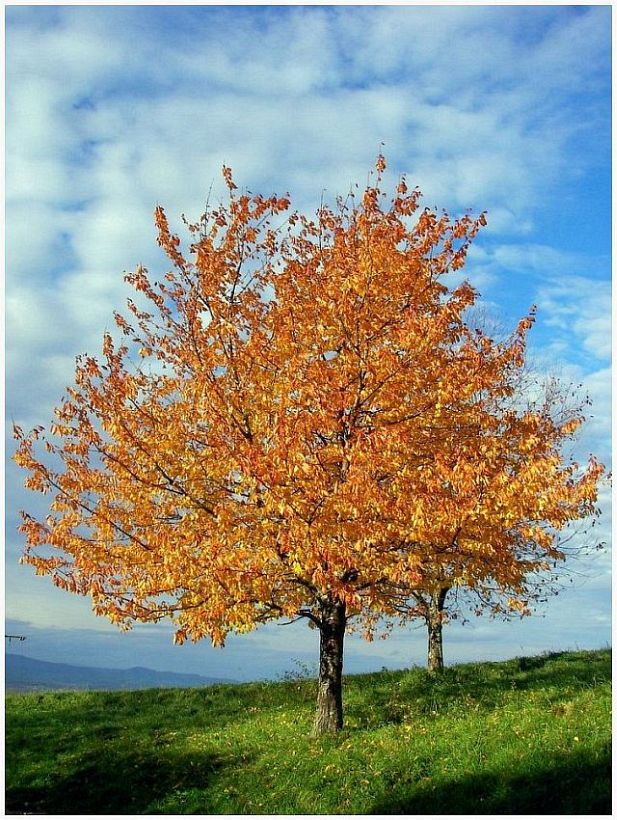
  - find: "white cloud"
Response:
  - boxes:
[579,367,612,460]
[536,275,611,362]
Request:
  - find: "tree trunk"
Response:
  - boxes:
[312,598,346,736]
[427,587,449,675]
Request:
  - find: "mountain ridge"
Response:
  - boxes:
[5,652,233,692]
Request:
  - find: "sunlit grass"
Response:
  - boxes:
[6,648,611,814]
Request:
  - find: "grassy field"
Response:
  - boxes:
[5,648,611,815]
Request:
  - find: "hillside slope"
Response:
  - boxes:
[5,653,230,692]
[5,648,611,815]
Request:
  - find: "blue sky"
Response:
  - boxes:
[5,5,611,681]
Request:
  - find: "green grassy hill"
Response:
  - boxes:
[5,648,611,815]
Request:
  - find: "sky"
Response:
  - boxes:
[5,4,612,682]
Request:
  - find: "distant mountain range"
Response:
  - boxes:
[6,653,233,693]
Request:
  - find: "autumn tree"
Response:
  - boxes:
[387,370,604,674]
[13,157,603,733]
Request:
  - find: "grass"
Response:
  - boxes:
[5,648,611,815]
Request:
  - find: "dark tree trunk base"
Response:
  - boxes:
[427,587,449,675]
[312,599,346,736]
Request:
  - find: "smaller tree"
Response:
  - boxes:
[389,369,605,673]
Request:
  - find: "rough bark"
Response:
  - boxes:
[427,587,449,675]
[312,598,346,736]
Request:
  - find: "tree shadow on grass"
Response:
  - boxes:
[372,746,612,815]
[5,745,231,815]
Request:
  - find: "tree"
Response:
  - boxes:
[13,157,603,733]
[388,372,605,674]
